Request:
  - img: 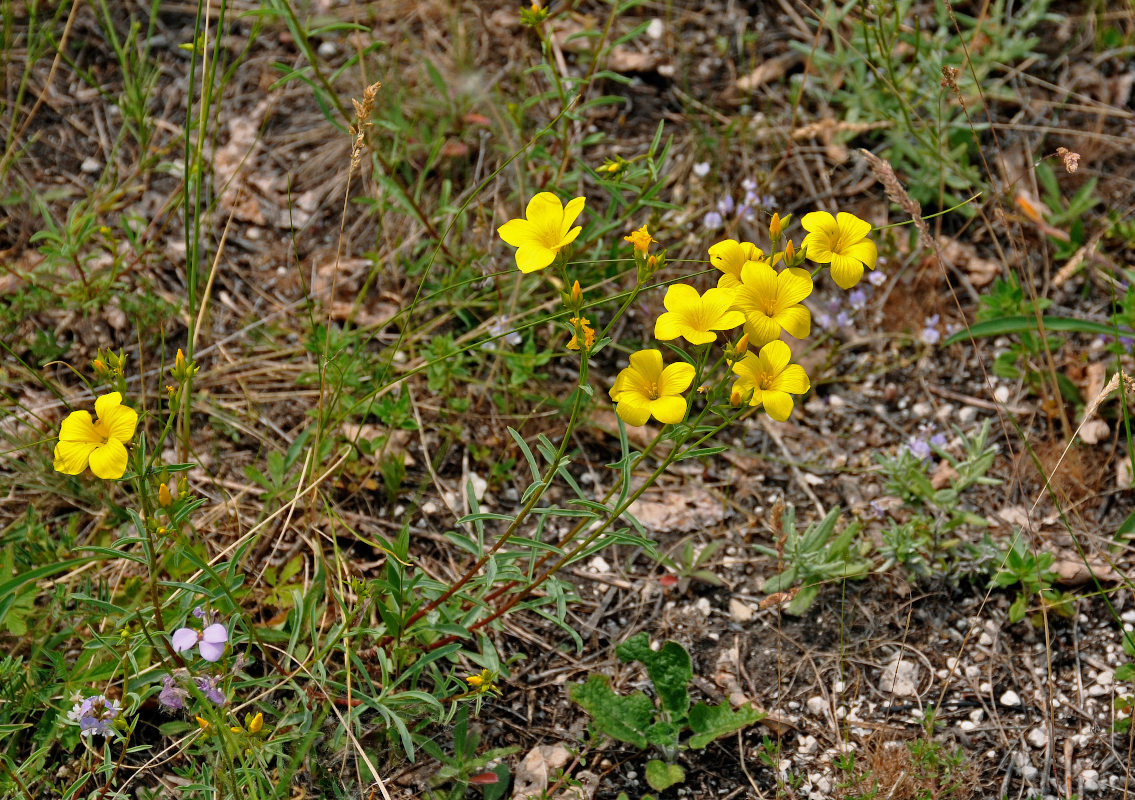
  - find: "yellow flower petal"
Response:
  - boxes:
[658,362,695,395]
[759,340,792,375]
[654,312,684,341]
[88,438,129,480]
[769,363,811,395]
[842,239,878,270]
[778,268,814,306]
[58,410,97,444]
[775,305,811,340]
[835,211,872,242]
[761,390,795,422]
[615,397,653,427]
[94,392,123,422]
[649,395,688,424]
[54,439,98,475]
[103,403,138,444]
[829,254,865,289]
[743,315,781,348]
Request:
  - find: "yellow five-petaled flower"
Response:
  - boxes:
[53,392,138,480]
[654,284,744,345]
[609,349,695,427]
[708,239,767,289]
[800,211,877,289]
[497,192,586,274]
[730,341,811,422]
[729,261,813,347]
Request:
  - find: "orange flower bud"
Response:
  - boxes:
[736,334,749,357]
[769,212,782,239]
[784,239,795,262]
[570,280,582,306]
[730,389,743,407]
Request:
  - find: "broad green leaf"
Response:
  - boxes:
[687,700,764,748]
[645,759,685,791]
[569,675,654,748]
[616,633,692,717]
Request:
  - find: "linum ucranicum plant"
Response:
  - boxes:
[46,350,280,799]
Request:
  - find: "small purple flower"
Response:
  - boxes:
[869,499,888,518]
[716,194,735,216]
[835,311,853,328]
[693,162,710,178]
[194,675,226,705]
[741,178,757,193]
[867,270,887,287]
[1121,336,1135,351]
[192,606,206,619]
[737,203,755,222]
[929,432,948,449]
[172,622,229,662]
[158,675,188,712]
[814,311,833,330]
[921,314,940,345]
[907,436,931,461]
[703,211,723,231]
[68,694,121,737]
[848,289,868,310]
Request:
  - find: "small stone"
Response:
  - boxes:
[1000,689,1021,707]
[979,632,993,646]
[1120,610,1135,624]
[1027,727,1048,748]
[969,709,984,722]
[694,597,712,616]
[797,735,818,754]
[421,500,439,515]
[832,680,846,693]
[912,401,933,417]
[806,696,826,716]
[646,18,664,39]
[946,656,960,670]
[1097,669,1114,686]
[979,681,992,694]
[1087,684,1109,697]
[1082,768,1100,792]
[588,556,610,574]
[317,40,336,58]
[959,720,976,731]
[994,386,1011,404]
[729,598,753,622]
[81,157,101,173]
[466,472,488,502]
[959,406,979,423]
[879,657,919,697]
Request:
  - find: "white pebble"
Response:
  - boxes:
[806,696,827,716]
[832,680,846,693]
[1082,768,1100,792]
[1027,727,1048,748]
[694,597,712,616]
[979,632,994,646]
[317,40,337,58]
[646,18,664,39]
[994,386,1011,404]
[1097,670,1114,687]
[797,735,818,754]
[1000,690,1021,707]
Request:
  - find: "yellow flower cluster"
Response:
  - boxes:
[496,191,877,428]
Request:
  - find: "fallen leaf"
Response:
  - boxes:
[629,485,724,533]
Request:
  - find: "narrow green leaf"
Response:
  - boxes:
[942,315,1131,346]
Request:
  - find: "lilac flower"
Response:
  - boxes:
[869,499,888,518]
[741,178,757,193]
[867,270,887,287]
[929,432,948,450]
[1122,336,1135,351]
[906,436,931,461]
[835,311,853,328]
[703,211,723,231]
[848,289,868,310]
[814,311,833,330]
[158,675,188,712]
[693,162,710,178]
[194,675,226,705]
[172,622,229,662]
[68,694,121,737]
[737,203,755,222]
[921,314,941,345]
[483,316,521,350]
[192,606,206,620]
[716,194,735,217]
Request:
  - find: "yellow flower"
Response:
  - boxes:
[466,669,500,694]
[708,239,766,289]
[566,316,595,351]
[729,261,812,347]
[654,284,744,345]
[800,211,877,289]
[609,349,695,426]
[498,192,586,273]
[730,341,810,422]
[247,712,264,734]
[53,392,138,480]
[624,224,655,255]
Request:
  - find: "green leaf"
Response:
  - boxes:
[942,315,1131,347]
[569,674,654,748]
[687,700,764,748]
[1116,664,1135,682]
[645,759,685,792]
[616,633,692,717]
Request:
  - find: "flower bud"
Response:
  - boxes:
[730,389,743,407]
[570,280,582,306]
[158,484,173,507]
[783,239,795,263]
[248,712,264,733]
[769,212,782,240]
[735,334,749,358]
